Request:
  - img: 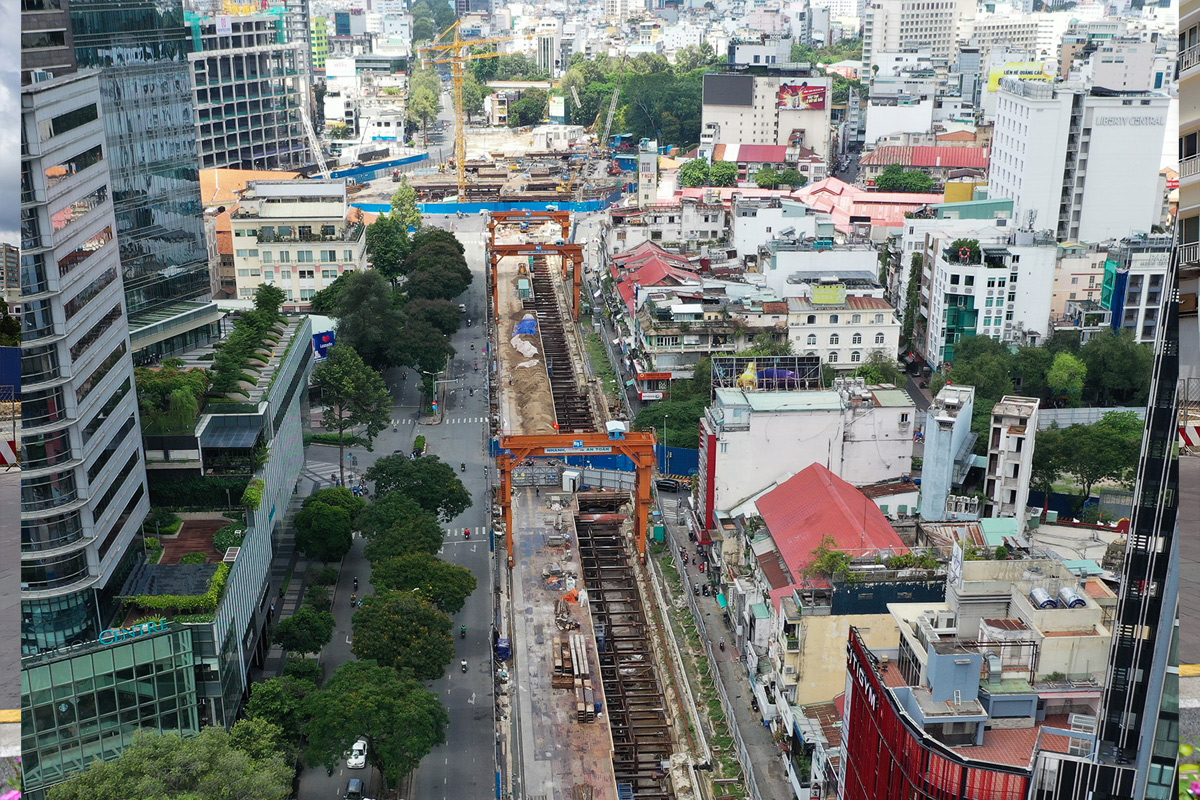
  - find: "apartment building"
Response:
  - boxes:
[861,0,975,70]
[187,11,310,171]
[982,396,1038,521]
[1099,234,1172,344]
[701,63,834,162]
[1183,0,1200,379]
[786,292,901,369]
[227,180,368,309]
[919,385,979,522]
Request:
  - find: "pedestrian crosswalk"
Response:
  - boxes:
[442,527,488,545]
[444,416,486,424]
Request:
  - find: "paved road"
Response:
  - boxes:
[296,216,495,800]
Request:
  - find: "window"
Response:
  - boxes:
[874,313,884,323]
[280,270,291,280]
[298,269,315,280]
[235,249,250,257]
[344,250,354,260]
[828,351,839,363]
[900,413,910,423]
[851,314,861,323]
[829,333,839,345]
[261,251,272,263]
[322,269,338,279]
[321,249,337,261]
[875,332,886,344]
[321,225,336,236]
[851,332,862,344]
[806,315,816,325]
[1071,276,1078,284]
[278,251,290,262]
[850,351,861,363]
[263,270,274,280]
[807,334,817,345]
[297,251,314,263]
[829,314,839,324]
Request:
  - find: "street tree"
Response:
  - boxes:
[312,344,392,482]
[366,213,412,285]
[351,591,455,679]
[778,168,806,188]
[677,159,709,188]
[754,165,781,189]
[462,74,485,122]
[709,160,738,186]
[228,717,288,764]
[245,675,318,748]
[390,177,424,231]
[1010,345,1054,403]
[404,262,473,301]
[325,270,408,371]
[901,253,923,347]
[397,317,456,375]
[364,455,471,521]
[47,728,292,800]
[875,164,936,193]
[370,552,477,614]
[330,124,353,139]
[294,501,354,562]
[412,226,466,255]
[254,282,286,316]
[304,486,366,518]
[1046,351,1087,405]
[405,239,467,275]
[309,272,351,315]
[273,607,336,656]
[303,660,448,789]
[405,298,463,336]
[358,493,445,556]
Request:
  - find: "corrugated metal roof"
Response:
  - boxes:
[860,146,990,170]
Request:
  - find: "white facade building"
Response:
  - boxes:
[730,197,822,262]
[861,0,975,70]
[863,94,936,145]
[786,294,901,368]
[701,71,834,161]
[919,385,979,521]
[983,396,1039,521]
[697,382,916,530]
[988,78,1170,242]
[227,180,368,309]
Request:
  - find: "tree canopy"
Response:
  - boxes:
[321,270,408,371]
[370,552,477,614]
[312,344,392,482]
[294,501,353,562]
[875,163,936,193]
[366,212,412,285]
[508,88,548,127]
[273,606,336,655]
[365,455,472,521]
[358,492,445,557]
[677,159,709,188]
[754,165,781,189]
[351,591,455,679]
[245,675,319,750]
[303,660,449,789]
[47,728,292,800]
[708,161,738,187]
[390,177,423,231]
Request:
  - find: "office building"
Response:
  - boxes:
[69,0,222,361]
[988,78,1169,242]
[21,0,77,85]
[1183,0,1200,377]
[227,180,368,309]
[187,10,310,171]
[1099,234,1171,343]
[1,244,18,310]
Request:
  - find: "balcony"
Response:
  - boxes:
[1182,154,1200,180]
[1180,43,1200,74]
[254,222,364,243]
[1181,242,1199,266]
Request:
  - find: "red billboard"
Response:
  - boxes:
[778,82,826,110]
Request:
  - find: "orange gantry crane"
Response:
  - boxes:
[496,429,658,569]
[419,22,512,198]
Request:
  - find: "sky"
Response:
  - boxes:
[0,0,17,246]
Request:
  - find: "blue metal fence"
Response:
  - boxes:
[330,153,430,182]
[352,188,622,217]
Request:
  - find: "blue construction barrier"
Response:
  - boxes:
[352,188,623,217]
[330,153,430,182]
[492,445,698,476]
[1027,490,1097,519]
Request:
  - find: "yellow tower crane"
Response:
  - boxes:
[419,22,513,199]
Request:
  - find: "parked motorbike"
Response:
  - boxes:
[702,584,710,596]
[693,585,700,596]
[719,641,725,652]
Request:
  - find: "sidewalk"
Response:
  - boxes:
[656,494,794,800]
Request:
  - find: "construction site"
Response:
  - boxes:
[486,210,706,800]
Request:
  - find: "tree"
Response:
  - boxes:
[273,607,336,655]
[397,316,457,374]
[901,252,923,347]
[351,591,455,679]
[364,455,471,521]
[303,660,448,789]
[254,283,286,317]
[508,88,548,127]
[366,213,412,285]
[358,493,445,557]
[47,728,291,800]
[677,159,709,188]
[405,239,467,275]
[228,717,288,764]
[312,344,392,483]
[673,42,719,71]
[754,165,781,189]
[1058,412,1143,506]
[1078,328,1153,406]
[295,501,353,562]
[736,332,793,357]
[1030,426,1064,512]
[1046,351,1087,405]
[875,163,936,193]
[405,298,463,336]
[1010,345,1054,402]
[404,262,473,301]
[246,675,318,748]
[304,486,367,518]
[462,74,485,122]
[325,270,408,371]
[851,351,905,385]
[390,176,423,231]
[778,168,806,188]
[371,552,477,614]
[309,271,351,315]
[330,123,353,139]
[412,226,465,255]
[709,160,738,186]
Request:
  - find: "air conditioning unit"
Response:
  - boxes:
[783,664,797,675]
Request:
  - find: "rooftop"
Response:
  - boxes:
[714,386,844,412]
[860,146,990,170]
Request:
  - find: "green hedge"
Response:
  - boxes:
[413,435,426,454]
[178,552,209,565]
[148,475,251,509]
[145,537,164,564]
[307,433,367,448]
[122,562,230,613]
[213,523,246,553]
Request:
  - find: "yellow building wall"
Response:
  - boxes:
[943,181,985,204]
[791,613,900,706]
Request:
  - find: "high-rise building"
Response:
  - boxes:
[19,68,150,668]
[861,0,975,71]
[988,78,1169,242]
[187,11,310,171]
[1099,234,1172,344]
[69,0,222,361]
[918,385,979,521]
[20,0,77,85]
[1,244,18,310]
[1183,0,1200,380]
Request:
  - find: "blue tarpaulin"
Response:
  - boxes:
[514,318,539,336]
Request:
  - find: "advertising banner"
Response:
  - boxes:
[312,330,336,360]
[778,82,827,110]
[986,62,1053,92]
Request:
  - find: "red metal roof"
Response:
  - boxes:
[860,146,990,170]
[735,144,790,164]
[757,463,907,578]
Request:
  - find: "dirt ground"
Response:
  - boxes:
[497,255,557,436]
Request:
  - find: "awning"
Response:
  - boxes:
[717,593,728,608]
[200,418,263,448]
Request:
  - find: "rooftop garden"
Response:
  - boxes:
[208,285,288,400]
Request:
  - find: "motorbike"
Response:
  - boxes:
[461,626,467,639]
[702,584,710,596]
[350,593,357,607]
[693,585,700,596]
[719,641,725,652]
[461,462,466,472]
[461,660,468,673]
[464,529,470,539]
[353,577,358,592]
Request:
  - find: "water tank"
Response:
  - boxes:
[1058,587,1086,609]
[1030,587,1057,609]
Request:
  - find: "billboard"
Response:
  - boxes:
[549,95,566,122]
[312,330,336,360]
[986,62,1053,92]
[778,82,826,111]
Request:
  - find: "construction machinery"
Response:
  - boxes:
[419,22,512,198]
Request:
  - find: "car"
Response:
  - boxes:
[347,738,368,769]
[655,478,682,493]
